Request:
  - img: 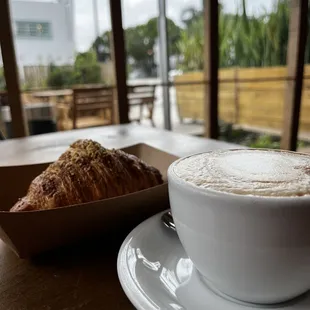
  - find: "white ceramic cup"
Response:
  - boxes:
[168,150,310,304]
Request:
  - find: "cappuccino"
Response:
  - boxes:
[173,149,310,197]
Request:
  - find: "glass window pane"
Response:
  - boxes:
[167,0,204,134]
[6,0,113,136]
[122,0,159,79]
[122,0,161,127]
[15,21,52,38]
[218,0,289,149]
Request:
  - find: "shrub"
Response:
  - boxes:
[46,51,102,88]
[47,64,75,88]
[249,135,280,149]
[74,51,101,85]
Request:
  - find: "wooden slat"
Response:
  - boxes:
[0,0,27,138]
[74,94,113,102]
[281,0,308,150]
[109,0,129,124]
[234,68,239,124]
[75,117,111,129]
[73,86,112,94]
[76,98,113,104]
[72,87,114,129]
[129,88,155,94]
[76,103,113,111]
[76,96,113,102]
[76,90,113,95]
[203,0,219,139]
[128,84,156,88]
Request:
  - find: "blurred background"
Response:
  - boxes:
[1,0,310,151]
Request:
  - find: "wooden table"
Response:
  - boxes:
[0,124,238,309]
[32,89,73,102]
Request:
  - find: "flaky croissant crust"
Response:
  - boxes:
[10,139,163,212]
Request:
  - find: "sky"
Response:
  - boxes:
[74,0,274,52]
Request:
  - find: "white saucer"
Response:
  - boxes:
[117,211,310,310]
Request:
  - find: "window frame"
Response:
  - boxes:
[14,20,53,40]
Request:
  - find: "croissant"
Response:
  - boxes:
[10,139,163,212]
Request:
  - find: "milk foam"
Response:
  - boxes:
[173,149,310,197]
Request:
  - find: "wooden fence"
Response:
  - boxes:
[23,65,50,88]
[21,63,115,89]
[175,65,310,134]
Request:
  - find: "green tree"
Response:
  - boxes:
[47,63,75,88]
[91,17,181,77]
[180,7,203,29]
[125,22,157,77]
[92,31,111,62]
[264,0,289,66]
[177,0,292,71]
[74,50,101,85]
[178,6,236,71]
[47,50,101,88]
[177,17,204,71]
[125,17,181,76]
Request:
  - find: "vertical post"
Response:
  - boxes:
[93,0,100,39]
[234,68,239,124]
[0,0,27,138]
[203,0,219,139]
[158,0,171,130]
[72,90,77,129]
[109,0,129,124]
[281,0,308,151]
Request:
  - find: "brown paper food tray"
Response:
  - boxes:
[0,143,178,258]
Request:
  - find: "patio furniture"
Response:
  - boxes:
[72,86,115,129]
[1,102,57,137]
[31,89,73,103]
[128,85,156,127]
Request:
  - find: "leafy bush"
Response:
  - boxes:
[249,135,280,149]
[249,134,308,149]
[47,64,76,88]
[73,51,101,85]
[218,122,309,149]
[177,18,203,71]
[47,50,101,88]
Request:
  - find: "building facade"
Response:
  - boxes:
[2,0,75,70]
